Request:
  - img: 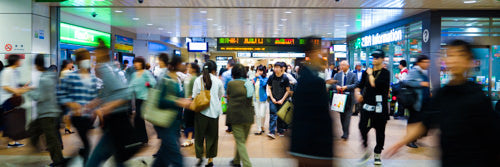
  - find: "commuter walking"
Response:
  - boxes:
[290,38,334,166]
[354,49,391,165]
[386,40,500,167]
[266,62,291,139]
[226,64,255,167]
[154,53,169,82]
[129,56,156,144]
[193,60,225,167]
[394,60,409,118]
[352,63,364,116]
[152,55,191,167]
[86,40,140,167]
[181,62,201,147]
[27,54,67,167]
[333,60,358,140]
[222,59,236,133]
[57,48,99,164]
[253,65,269,135]
[400,55,431,148]
[1,54,30,148]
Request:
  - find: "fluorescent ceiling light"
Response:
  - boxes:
[200,11,207,14]
[281,18,287,21]
[463,0,477,3]
[284,11,293,14]
[132,18,140,20]
[278,24,284,26]
[327,33,332,34]
[147,23,153,26]
[167,32,172,33]
[115,10,123,13]
[344,24,350,27]
[158,28,164,30]
[207,18,213,21]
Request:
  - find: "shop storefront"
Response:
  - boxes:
[59,22,111,64]
[347,10,500,103]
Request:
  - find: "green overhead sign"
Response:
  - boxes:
[60,22,111,47]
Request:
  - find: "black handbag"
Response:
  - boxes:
[398,86,417,109]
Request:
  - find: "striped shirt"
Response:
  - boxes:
[57,71,99,117]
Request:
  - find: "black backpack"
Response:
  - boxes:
[398,85,418,109]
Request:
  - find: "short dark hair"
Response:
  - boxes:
[133,57,146,69]
[61,59,73,69]
[256,65,267,78]
[35,54,45,69]
[227,59,236,67]
[7,54,21,67]
[274,62,286,68]
[168,55,183,71]
[447,39,474,60]
[74,48,90,62]
[124,60,129,64]
[189,62,201,75]
[399,60,407,67]
[417,55,430,63]
[158,53,169,65]
[231,63,247,79]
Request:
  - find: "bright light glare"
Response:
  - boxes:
[132,18,140,20]
[463,0,477,3]
[115,10,123,13]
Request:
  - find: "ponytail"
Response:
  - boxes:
[202,60,216,90]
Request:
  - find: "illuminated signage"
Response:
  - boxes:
[252,53,305,58]
[60,22,110,47]
[217,38,319,52]
[237,52,252,58]
[361,28,403,47]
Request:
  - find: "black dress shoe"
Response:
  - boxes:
[230,160,241,167]
[196,159,204,166]
[406,142,418,148]
[341,136,348,140]
[205,162,214,167]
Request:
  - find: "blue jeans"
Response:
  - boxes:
[269,102,285,134]
[153,120,183,167]
[85,133,125,167]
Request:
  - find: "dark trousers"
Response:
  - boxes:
[269,102,286,134]
[29,117,64,164]
[153,120,183,167]
[359,109,387,154]
[194,113,219,158]
[71,116,93,162]
[340,104,353,138]
[134,99,148,143]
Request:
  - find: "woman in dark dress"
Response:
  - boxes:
[289,39,334,167]
[386,40,500,167]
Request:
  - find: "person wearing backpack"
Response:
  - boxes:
[401,55,430,148]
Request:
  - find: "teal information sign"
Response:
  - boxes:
[60,22,111,47]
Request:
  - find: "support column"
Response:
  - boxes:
[422,11,441,94]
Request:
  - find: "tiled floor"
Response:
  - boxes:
[0,113,441,166]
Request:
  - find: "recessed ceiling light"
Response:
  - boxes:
[200,11,207,14]
[463,0,477,3]
[158,28,164,30]
[344,24,350,27]
[281,19,288,21]
[207,18,213,21]
[147,23,153,26]
[167,32,172,33]
[132,18,140,20]
[115,10,123,13]
[284,11,292,14]
[327,33,332,34]
[278,24,284,26]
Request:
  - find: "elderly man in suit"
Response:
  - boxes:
[334,60,358,140]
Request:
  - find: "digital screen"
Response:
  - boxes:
[60,22,111,47]
[335,52,347,58]
[237,52,252,58]
[122,55,134,67]
[217,38,320,52]
[252,53,305,58]
[333,45,347,52]
[188,42,208,52]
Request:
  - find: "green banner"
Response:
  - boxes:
[60,22,110,47]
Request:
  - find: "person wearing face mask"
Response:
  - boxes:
[386,40,500,167]
[57,48,99,164]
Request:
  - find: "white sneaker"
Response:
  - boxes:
[267,133,276,139]
[374,153,382,165]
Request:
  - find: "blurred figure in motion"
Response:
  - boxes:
[86,39,140,167]
[181,62,200,147]
[193,60,225,167]
[352,63,364,116]
[57,48,99,164]
[153,55,191,167]
[129,56,156,144]
[394,60,408,118]
[253,65,269,135]
[222,59,235,133]
[27,54,67,167]
[400,55,431,149]
[333,60,358,140]
[354,49,391,165]
[386,40,500,167]
[289,38,334,167]
[226,64,255,167]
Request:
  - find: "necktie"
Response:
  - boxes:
[343,73,347,86]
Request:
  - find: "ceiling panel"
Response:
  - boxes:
[50,0,500,9]
[61,7,427,38]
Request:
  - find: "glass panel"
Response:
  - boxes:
[492,45,500,101]
[442,27,490,33]
[469,48,490,94]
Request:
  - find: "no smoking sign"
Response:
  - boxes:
[4,44,12,52]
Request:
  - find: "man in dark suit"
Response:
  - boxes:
[352,63,364,116]
[333,60,358,140]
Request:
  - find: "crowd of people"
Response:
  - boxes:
[0,38,499,167]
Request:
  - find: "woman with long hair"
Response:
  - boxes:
[227,63,255,167]
[253,65,268,135]
[128,56,156,144]
[152,55,191,167]
[193,60,224,167]
[181,62,201,147]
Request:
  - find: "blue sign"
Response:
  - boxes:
[116,35,134,46]
[39,30,45,39]
[148,42,167,52]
